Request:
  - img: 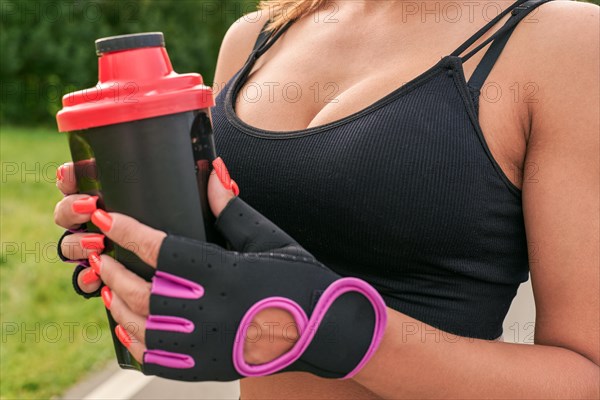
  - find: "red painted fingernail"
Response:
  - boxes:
[212,157,233,191]
[71,196,98,214]
[56,165,65,181]
[115,325,132,349]
[81,268,100,285]
[81,234,105,251]
[101,286,112,309]
[92,209,113,232]
[89,252,102,275]
[231,179,240,196]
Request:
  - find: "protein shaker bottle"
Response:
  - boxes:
[56,32,218,370]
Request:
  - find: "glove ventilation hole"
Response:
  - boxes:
[173,342,178,346]
[239,213,243,217]
[172,253,178,259]
[220,292,227,298]
[255,221,260,225]
[190,258,195,263]
[207,263,213,269]
[198,305,204,311]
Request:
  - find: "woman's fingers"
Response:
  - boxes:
[102,287,147,345]
[75,267,102,293]
[54,194,99,229]
[115,324,146,364]
[56,162,78,195]
[91,254,151,316]
[208,157,238,218]
[60,232,105,260]
[91,211,166,268]
[101,287,147,364]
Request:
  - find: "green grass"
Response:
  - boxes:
[1,126,113,399]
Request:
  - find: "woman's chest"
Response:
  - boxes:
[213,71,525,271]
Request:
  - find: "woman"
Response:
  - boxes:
[54,0,599,398]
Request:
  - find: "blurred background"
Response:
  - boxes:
[0,0,594,399]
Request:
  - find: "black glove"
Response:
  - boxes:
[142,197,387,381]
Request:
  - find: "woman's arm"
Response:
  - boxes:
[355,308,598,399]
[353,3,599,398]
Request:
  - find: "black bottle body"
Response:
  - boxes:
[68,110,218,370]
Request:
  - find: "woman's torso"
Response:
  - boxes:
[211,1,553,398]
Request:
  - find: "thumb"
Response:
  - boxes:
[208,157,239,217]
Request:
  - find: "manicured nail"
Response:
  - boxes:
[230,179,240,196]
[89,252,102,275]
[56,165,65,181]
[92,209,113,232]
[115,325,132,349]
[81,268,100,285]
[71,196,98,214]
[212,157,233,191]
[81,234,105,251]
[101,286,112,309]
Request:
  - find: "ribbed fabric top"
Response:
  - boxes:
[212,0,550,340]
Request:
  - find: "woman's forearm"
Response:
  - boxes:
[354,308,599,399]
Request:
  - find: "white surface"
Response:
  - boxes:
[82,370,155,400]
[502,276,537,344]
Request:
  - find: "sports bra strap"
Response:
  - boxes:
[467,0,552,91]
[234,18,297,82]
[252,20,273,52]
[450,0,529,58]
[250,18,296,59]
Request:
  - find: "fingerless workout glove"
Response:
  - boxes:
[142,197,387,381]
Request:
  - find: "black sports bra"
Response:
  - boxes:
[212,0,551,340]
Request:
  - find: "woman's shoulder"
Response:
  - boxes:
[515,0,598,97]
[213,10,271,98]
[524,0,598,55]
[521,1,598,137]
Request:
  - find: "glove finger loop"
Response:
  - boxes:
[143,349,195,369]
[72,263,102,299]
[146,315,195,334]
[57,228,89,263]
[151,270,204,300]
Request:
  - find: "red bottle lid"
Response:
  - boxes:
[56,33,214,132]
